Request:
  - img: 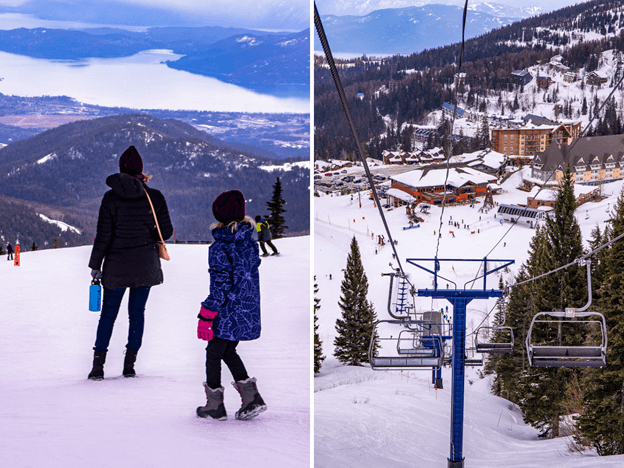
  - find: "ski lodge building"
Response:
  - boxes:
[389,166,498,205]
[490,120,581,157]
[531,134,624,185]
[382,148,446,165]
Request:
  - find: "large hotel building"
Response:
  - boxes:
[491,121,582,156]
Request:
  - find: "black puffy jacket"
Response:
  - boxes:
[88,173,173,289]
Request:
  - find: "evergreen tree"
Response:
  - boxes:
[517,168,587,438]
[492,229,546,403]
[477,115,491,149]
[334,236,378,366]
[314,280,325,374]
[483,276,510,376]
[576,187,624,455]
[266,177,288,239]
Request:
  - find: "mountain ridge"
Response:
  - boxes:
[0,114,310,244]
[314,4,521,55]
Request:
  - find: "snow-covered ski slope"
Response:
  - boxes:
[314,172,624,467]
[0,238,310,468]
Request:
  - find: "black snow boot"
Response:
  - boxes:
[197,383,227,421]
[123,348,138,378]
[232,377,267,420]
[88,351,107,380]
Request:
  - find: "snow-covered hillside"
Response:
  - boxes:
[314,175,624,467]
[0,239,310,467]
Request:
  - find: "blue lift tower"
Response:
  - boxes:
[407,257,514,468]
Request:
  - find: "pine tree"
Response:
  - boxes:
[334,236,378,366]
[492,229,546,403]
[517,168,587,438]
[266,177,288,239]
[483,276,510,376]
[477,115,490,149]
[314,280,325,374]
[576,186,624,455]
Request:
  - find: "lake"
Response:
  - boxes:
[0,49,310,114]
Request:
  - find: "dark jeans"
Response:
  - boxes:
[7,253,12,260]
[259,240,278,255]
[205,337,249,389]
[93,287,151,352]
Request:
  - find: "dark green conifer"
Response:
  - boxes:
[491,228,546,403]
[314,280,325,374]
[334,236,378,366]
[266,177,288,239]
[520,168,586,438]
[576,187,624,455]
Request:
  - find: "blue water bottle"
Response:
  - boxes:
[89,279,102,312]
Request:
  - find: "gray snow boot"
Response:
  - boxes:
[197,384,227,421]
[123,348,138,378]
[232,377,267,420]
[88,351,107,380]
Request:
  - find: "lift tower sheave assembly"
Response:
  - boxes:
[408,257,514,468]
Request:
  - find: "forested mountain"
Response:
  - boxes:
[0,114,309,247]
[314,0,624,160]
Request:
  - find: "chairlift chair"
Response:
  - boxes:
[526,310,607,367]
[526,259,607,368]
[369,318,445,370]
[464,347,484,367]
[475,325,514,354]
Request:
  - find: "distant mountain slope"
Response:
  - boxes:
[316,0,543,18]
[314,5,519,55]
[0,26,310,95]
[0,26,271,60]
[0,114,310,242]
[167,29,310,92]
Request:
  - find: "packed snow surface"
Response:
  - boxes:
[0,238,310,467]
[314,174,624,467]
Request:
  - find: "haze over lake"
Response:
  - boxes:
[0,49,309,114]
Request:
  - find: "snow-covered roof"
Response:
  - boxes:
[386,188,416,203]
[391,167,495,189]
[528,184,597,201]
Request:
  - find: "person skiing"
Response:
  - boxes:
[87,146,173,380]
[254,215,279,257]
[6,243,13,261]
[197,190,267,421]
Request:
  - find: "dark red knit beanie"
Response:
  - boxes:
[119,146,143,175]
[212,190,245,224]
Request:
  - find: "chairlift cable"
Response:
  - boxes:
[434,0,469,262]
[485,68,624,257]
[467,227,624,337]
[314,2,412,287]
[511,229,624,289]
[466,68,624,289]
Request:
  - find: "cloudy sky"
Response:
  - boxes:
[315,0,590,17]
[0,0,311,30]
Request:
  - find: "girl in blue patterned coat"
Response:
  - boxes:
[196,190,267,421]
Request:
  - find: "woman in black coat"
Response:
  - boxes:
[87,146,173,380]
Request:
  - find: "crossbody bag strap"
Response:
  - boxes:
[144,188,166,245]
